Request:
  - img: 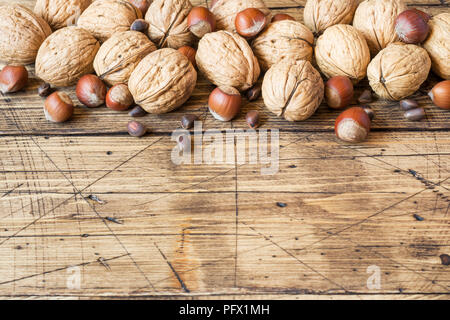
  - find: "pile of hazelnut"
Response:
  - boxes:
[0,0,449,143]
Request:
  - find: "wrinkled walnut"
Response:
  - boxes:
[0,4,52,65]
[196,31,260,91]
[423,13,450,80]
[36,27,100,86]
[353,0,407,55]
[210,0,271,32]
[304,0,358,34]
[77,0,142,42]
[262,59,324,121]
[145,0,195,49]
[94,31,156,86]
[252,20,314,72]
[315,24,370,84]
[367,43,431,101]
[128,48,197,114]
[34,0,92,30]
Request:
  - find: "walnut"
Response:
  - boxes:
[367,43,431,101]
[77,0,142,42]
[251,20,314,72]
[423,13,450,80]
[34,0,92,30]
[262,59,324,122]
[196,31,260,91]
[94,31,156,86]
[36,26,100,87]
[210,0,271,32]
[315,24,370,84]
[128,48,197,114]
[353,0,407,56]
[0,4,52,65]
[145,0,195,49]
[304,0,358,34]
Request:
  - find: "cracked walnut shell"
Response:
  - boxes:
[77,0,142,42]
[196,31,260,91]
[423,13,450,80]
[262,59,324,122]
[145,0,195,49]
[251,20,314,72]
[315,24,370,84]
[128,48,197,114]
[367,43,431,101]
[36,26,100,87]
[0,4,52,65]
[304,0,358,34]
[210,0,271,32]
[34,0,92,30]
[353,0,407,56]
[94,31,156,86]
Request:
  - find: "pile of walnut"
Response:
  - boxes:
[0,0,449,142]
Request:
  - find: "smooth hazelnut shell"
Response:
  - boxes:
[44,92,74,123]
[129,0,150,16]
[335,107,371,143]
[235,8,268,38]
[429,80,450,110]
[178,46,197,69]
[325,76,354,109]
[106,84,134,111]
[271,13,295,23]
[395,9,430,44]
[127,120,147,137]
[0,65,28,94]
[76,74,107,108]
[246,110,260,128]
[188,6,216,38]
[208,86,242,122]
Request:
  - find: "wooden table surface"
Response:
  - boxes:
[0,0,449,300]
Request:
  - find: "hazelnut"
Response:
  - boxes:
[208,86,242,122]
[178,46,197,69]
[130,19,149,33]
[325,76,354,109]
[304,0,358,34]
[358,89,372,104]
[0,66,28,94]
[128,105,148,117]
[429,80,450,110]
[246,84,262,102]
[76,74,107,108]
[34,0,92,30]
[423,13,450,80]
[106,84,134,111]
[399,99,419,111]
[395,9,430,44]
[38,83,53,97]
[44,92,74,123]
[235,8,268,39]
[188,6,216,38]
[128,0,151,16]
[404,107,425,121]
[335,107,371,143]
[271,14,295,23]
[246,110,260,128]
[181,114,198,129]
[127,120,147,137]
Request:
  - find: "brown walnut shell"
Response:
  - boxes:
[0,4,52,65]
[252,20,314,72]
[304,0,358,34]
[210,0,271,32]
[77,0,142,42]
[196,31,260,91]
[262,59,324,122]
[367,43,431,101]
[353,0,407,56]
[34,0,92,30]
[145,0,195,49]
[36,26,100,87]
[315,24,370,84]
[128,48,197,114]
[94,31,157,86]
[423,13,450,80]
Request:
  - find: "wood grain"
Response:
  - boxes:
[0,0,449,300]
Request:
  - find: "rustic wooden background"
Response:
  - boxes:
[0,0,449,300]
